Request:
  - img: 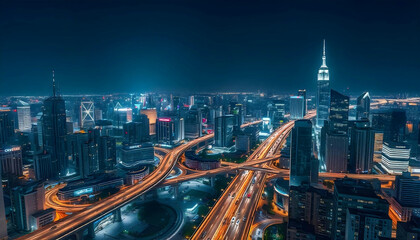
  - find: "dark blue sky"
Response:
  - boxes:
[0,0,419,95]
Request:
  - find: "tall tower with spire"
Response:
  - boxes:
[316,39,330,129]
[42,70,68,179]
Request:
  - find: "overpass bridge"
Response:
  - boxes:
[21,121,261,240]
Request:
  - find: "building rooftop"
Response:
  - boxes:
[347,208,390,220]
[60,174,121,192]
[334,178,381,199]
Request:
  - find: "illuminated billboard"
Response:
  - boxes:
[158,117,171,122]
[74,187,93,197]
[1,146,21,153]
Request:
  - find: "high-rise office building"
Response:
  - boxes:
[380,141,410,174]
[17,100,31,132]
[395,172,420,208]
[290,96,305,120]
[316,39,330,129]
[214,115,235,148]
[33,151,53,180]
[386,109,407,143]
[332,178,389,240]
[290,119,314,186]
[345,208,392,240]
[0,146,23,176]
[373,109,407,143]
[0,108,15,146]
[79,101,95,129]
[349,120,375,173]
[325,132,348,173]
[12,181,46,231]
[235,126,259,153]
[298,89,307,116]
[140,108,157,135]
[113,106,132,128]
[98,135,116,173]
[66,131,99,179]
[123,114,150,145]
[356,92,370,120]
[329,89,349,134]
[0,172,7,239]
[184,108,202,139]
[156,117,184,144]
[288,184,334,238]
[42,71,67,178]
[269,100,286,129]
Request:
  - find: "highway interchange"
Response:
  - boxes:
[20,97,420,240]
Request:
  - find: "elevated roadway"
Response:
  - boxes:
[191,119,296,240]
[22,120,261,240]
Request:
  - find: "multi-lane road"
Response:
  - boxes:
[222,120,297,240]
[19,134,214,240]
[21,121,261,240]
[20,96,420,240]
[192,119,297,240]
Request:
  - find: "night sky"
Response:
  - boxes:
[0,0,419,96]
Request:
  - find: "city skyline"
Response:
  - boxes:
[1,2,420,240]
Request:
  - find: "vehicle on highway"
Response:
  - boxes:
[247,193,251,198]
[252,176,256,184]
[235,199,239,205]
[231,217,236,223]
[236,219,240,226]
[243,217,246,221]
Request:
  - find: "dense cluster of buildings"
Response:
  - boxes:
[0,41,419,240]
[0,70,301,238]
[280,40,420,240]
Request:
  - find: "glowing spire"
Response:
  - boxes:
[321,39,327,67]
[52,69,56,97]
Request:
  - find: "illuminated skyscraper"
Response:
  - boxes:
[184,108,202,139]
[42,71,67,178]
[156,117,184,144]
[356,92,370,120]
[290,96,305,120]
[0,146,23,176]
[214,115,235,147]
[79,101,95,129]
[298,89,307,116]
[380,141,410,174]
[316,39,330,129]
[17,100,31,132]
[329,89,349,134]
